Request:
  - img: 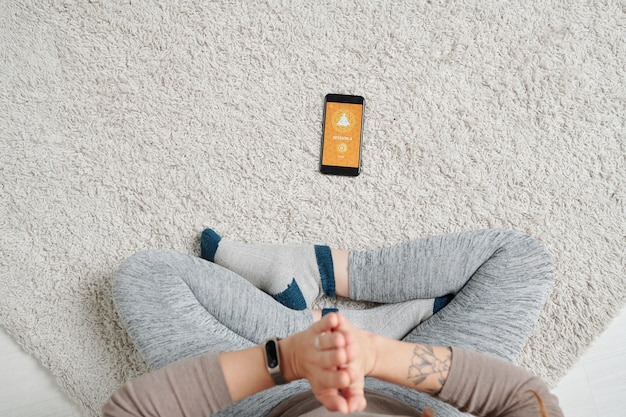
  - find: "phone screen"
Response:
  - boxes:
[320,94,364,176]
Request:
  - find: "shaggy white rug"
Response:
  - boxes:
[1,0,624,415]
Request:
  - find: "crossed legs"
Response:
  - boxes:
[113,228,553,416]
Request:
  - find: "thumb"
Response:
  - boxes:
[312,312,342,335]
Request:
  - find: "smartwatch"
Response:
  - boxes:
[263,337,288,385]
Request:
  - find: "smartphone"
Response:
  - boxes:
[320,94,365,176]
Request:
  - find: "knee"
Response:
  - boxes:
[112,249,186,305]
[510,230,553,264]
[500,230,555,286]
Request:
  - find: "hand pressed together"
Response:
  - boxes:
[280,313,376,414]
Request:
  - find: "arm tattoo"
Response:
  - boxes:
[407,345,452,395]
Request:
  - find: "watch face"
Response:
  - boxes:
[265,339,279,368]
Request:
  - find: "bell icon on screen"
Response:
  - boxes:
[337,113,350,127]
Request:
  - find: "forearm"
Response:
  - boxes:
[369,334,451,395]
[104,342,295,417]
[367,334,563,417]
[220,339,297,402]
[104,343,293,417]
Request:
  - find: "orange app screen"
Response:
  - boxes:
[322,102,363,168]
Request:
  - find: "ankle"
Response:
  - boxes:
[312,309,322,322]
[331,249,350,297]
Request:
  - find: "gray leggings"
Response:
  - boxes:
[113,229,554,416]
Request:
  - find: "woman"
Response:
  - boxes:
[104,228,564,416]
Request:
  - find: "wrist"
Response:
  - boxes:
[366,336,452,396]
[277,336,299,383]
[367,332,387,378]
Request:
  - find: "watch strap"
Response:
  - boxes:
[263,337,288,385]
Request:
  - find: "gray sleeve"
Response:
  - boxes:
[102,353,233,417]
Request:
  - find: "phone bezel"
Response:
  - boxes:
[320,94,365,177]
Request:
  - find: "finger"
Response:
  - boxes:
[340,386,367,414]
[334,322,368,368]
[314,333,323,351]
[316,330,348,352]
[347,393,368,413]
[315,389,349,414]
[317,346,350,370]
[311,312,341,335]
[312,367,352,390]
[332,313,359,336]
[342,337,362,365]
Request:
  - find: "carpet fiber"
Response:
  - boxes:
[1,1,624,415]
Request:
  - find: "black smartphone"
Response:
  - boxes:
[319,94,365,176]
